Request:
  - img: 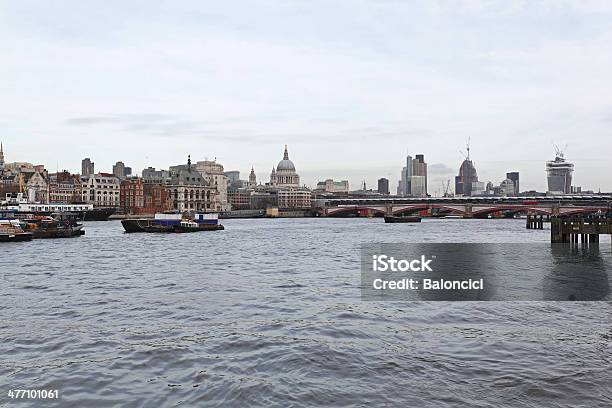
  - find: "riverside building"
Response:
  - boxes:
[120,178,144,213]
[195,159,230,211]
[166,156,217,212]
[81,173,121,207]
[48,171,82,203]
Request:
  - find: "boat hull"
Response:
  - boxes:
[83,207,116,221]
[121,219,224,233]
[0,232,33,242]
[31,226,84,239]
[384,215,422,223]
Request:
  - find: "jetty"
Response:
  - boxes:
[551,214,612,244]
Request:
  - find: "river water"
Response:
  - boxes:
[1,218,611,407]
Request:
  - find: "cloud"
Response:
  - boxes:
[64,113,282,143]
[428,163,456,175]
[65,114,176,126]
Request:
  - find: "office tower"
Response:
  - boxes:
[506,172,519,195]
[113,161,126,178]
[81,158,95,177]
[412,154,428,196]
[377,178,389,195]
[404,155,413,196]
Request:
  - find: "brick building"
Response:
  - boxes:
[120,178,144,214]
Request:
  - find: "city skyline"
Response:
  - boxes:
[0,140,607,194]
[2,1,612,191]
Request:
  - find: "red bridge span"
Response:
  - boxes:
[315,197,612,218]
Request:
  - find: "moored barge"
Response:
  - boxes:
[122,212,224,233]
[22,214,85,238]
[0,219,33,242]
[1,211,85,239]
[384,215,422,223]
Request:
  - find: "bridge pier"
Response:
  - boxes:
[385,204,393,216]
[551,215,612,244]
[463,204,473,219]
[526,214,544,230]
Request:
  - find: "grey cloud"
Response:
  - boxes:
[428,163,456,175]
[64,113,280,143]
[65,114,176,126]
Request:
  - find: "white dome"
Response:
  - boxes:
[277,159,295,171]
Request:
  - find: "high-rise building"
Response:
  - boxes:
[546,153,573,194]
[113,161,126,178]
[506,172,519,195]
[404,155,413,196]
[0,141,5,171]
[455,159,478,196]
[224,171,240,183]
[398,153,427,196]
[397,166,407,195]
[377,178,390,195]
[412,154,427,196]
[410,176,427,197]
[81,158,95,177]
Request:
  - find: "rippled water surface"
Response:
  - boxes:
[1,218,611,407]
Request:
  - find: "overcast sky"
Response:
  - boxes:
[1,0,612,193]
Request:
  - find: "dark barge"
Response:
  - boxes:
[122,212,224,233]
[384,215,422,223]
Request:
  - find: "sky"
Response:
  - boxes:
[1,0,612,194]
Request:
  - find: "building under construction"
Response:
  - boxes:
[455,139,479,196]
[546,146,574,194]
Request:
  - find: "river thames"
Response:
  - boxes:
[1,218,611,407]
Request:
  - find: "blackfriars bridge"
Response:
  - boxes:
[313,196,612,218]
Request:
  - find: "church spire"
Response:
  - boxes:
[283,144,289,160]
[0,141,4,167]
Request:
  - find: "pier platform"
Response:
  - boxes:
[551,215,612,243]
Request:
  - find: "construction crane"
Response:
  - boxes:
[442,179,452,197]
[553,142,568,158]
[459,137,471,161]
